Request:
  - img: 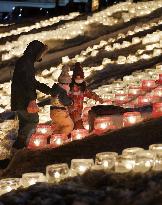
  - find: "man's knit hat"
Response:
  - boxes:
[58,65,71,84]
[73,62,84,79]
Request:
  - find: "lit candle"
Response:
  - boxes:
[50,134,67,148]
[137,95,152,106]
[123,75,135,83]
[153,152,162,171]
[46,163,69,183]
[94,116,114,134]
[123,112,142,127]
[115,155,136,173]
[95,152,118,170]
[71,159,94,175]
[21,172,46,187]
[36,124,52,135]
[114,94,129,105]
[128,85,142,96]
[152,102,162,118]
[0,178,21,195]
[153,87,162,98]
[149,144,162,152]
[122,147,144,156]
[27,134,48,149]
[71,129,88,140]
[142,80,157,90]
[134,150,155,173]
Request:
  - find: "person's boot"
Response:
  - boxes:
[12,135,26,149]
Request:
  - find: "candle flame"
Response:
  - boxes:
[34,139,41,146]
[54,171,61,179]
[78,165,87,173]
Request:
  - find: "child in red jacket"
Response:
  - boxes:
[69,62,104,129]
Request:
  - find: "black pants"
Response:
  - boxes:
[13,111,39,149]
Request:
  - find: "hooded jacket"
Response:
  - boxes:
[11,40,51,111]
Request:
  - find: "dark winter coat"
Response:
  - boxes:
[11,40,52,111]
[51,83,72,108]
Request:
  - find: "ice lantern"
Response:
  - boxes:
[71,159,94,175]
[128,85,142,96]
[94,116,114,134]
[123,112,142,127]
[36,124,52,135]
[28,134,48,149]
[142,80,156,90]
[114,94,129,105]
[152,103,162,118]
[95,152,118,170]
[71,129,89,140]
[46,163,69,183]
[50,134,68,148]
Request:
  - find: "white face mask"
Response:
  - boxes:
[75,79,83,84]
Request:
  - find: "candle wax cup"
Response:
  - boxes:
[71,159,94,175]
[95,152,118,170]
[46,163,69,183]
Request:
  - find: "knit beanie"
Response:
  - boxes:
[58,65,71,84]
[73,62,84,79]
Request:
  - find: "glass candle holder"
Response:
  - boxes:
[50,134,67,148]
[137,95,152,106]
[115,155,136,173]
[28,134,48,149]
[149,144,162,152]
[128,85,142,96]
[134,150,155,173]
[21,172,46,187]
[0,183,19,196]
[94,116,114,133]
[152,103,162,118]
[71,129,89,140]
[36,124,52,135]
[145,68,156,76]
[71,159,94,175]
[123,112,142,127]
[122,147,144,156]
[142,80,157,90]
[133,73,149,81]
[114,94,129,104]
[153,87,162,98]
[112,88,126,95]
[0,178,21,195]
[153,152,162,171]
[46,163,69,183]
[123,75,135,83]
[95,152,118,170]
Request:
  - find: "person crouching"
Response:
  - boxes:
[50,65,74,136]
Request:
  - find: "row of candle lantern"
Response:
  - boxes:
[0,12,79,38]
[1,144,162,196]
[28,99,162,150]
[28,110,143,149]
[1,22,162,112]
[1,1,162,62]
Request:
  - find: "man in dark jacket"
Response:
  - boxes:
[11,40,53,149]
